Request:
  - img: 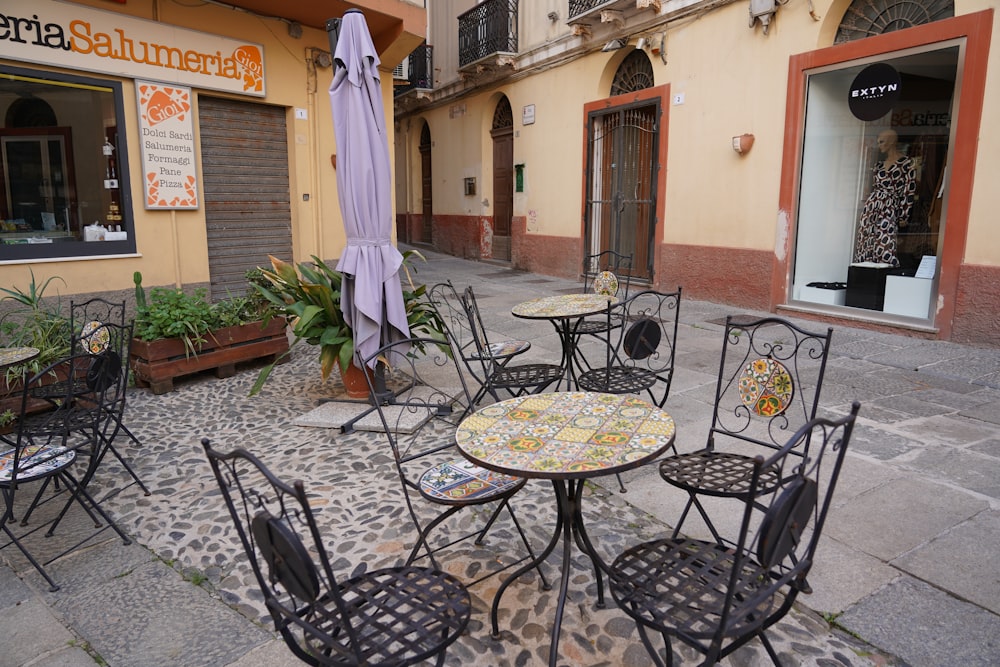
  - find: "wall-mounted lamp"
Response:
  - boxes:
[547,11,559,21]
[732,133,755,155]
[464,177,476,196]
[287,21,303,39]
[312,50,332,68]
[601,38,628,52]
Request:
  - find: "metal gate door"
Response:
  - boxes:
[199,96,292,300]
[584,102,659,281]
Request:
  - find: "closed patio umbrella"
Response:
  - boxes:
[327,10,409,370]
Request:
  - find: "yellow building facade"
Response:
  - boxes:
[0,0,423,300]
[393,0,997,345]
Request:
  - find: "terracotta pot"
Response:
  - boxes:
[341,362,374,399]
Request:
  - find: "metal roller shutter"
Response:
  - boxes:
[199,96,292,301]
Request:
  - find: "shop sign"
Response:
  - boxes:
[848,63,901,121]
[0,0,265,97]
[137,81,198,209]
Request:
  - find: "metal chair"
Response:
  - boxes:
[202,439,471,666]
[1,351,132,590]
[608,402,859,667]
[462,286,563,400]
[361,336,549,588]
[574,250,635,369]
[658,315,834,545]
[577,288,682,408]
[69,298,148,495]
[427,281,531,404]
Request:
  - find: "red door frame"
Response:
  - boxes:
[772,10,993,339]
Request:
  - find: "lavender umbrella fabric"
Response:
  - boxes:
[329,10,409,368]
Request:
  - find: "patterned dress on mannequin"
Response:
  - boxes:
[853,157,916,267]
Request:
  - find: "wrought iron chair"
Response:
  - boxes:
[70,298,148,495]
[361,336,549,588]
[574,250,635,369]
[577,288,682,408]
[658,316,834,545]
[202,439,471,666]
[427,281,531,405]
[462,286,563,400]
[608,402,860,667]
[1,351,132,590]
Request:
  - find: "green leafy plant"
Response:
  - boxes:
[249,250,447,396]
[0,269,71,381]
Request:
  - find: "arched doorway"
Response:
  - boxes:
[584,51,658,281]
[491,96,514,261]
[418,122,433,244]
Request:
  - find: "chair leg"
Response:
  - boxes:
[758,632,783,666]
[1,522,60,591]
[634,623,669,667]
[669,492,724,545]
[615,472,627,493]
[503,500,550,590]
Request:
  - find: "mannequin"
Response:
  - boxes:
[852,129,916,267]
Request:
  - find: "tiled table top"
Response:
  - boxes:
[511,294,616,320]
[0,346,39,370]
[455,391,675,480]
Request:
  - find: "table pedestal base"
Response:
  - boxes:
[490,479,607,667]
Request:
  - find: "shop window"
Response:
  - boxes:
[791,45,958,320]
[1,66,134,261]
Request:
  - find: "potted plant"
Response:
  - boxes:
[129,271,289,395]
[0,270,71,416]
[249,249,446,397]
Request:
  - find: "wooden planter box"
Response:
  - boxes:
[0,364,72,423]
[130,319,289,395]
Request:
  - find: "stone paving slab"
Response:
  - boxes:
[838,576,1000,667]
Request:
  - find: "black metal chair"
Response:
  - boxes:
[658,316,834,545]
[427,281,531,405]
[1,351,132,590]
[578,288,682,408]
[462,286,563,400]
[574,250,635,368]
[361,336,549,588]
[70,298,148,496]
[609,402,860,667]
[202,439,471,667]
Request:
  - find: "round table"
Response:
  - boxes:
[511,294,616,390]
[456,391,676,667]
[0,346,39,370]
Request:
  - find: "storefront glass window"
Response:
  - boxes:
[1,66,133,261]
[792,44,959,321]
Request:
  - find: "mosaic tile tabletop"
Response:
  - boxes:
[0,346,39,369]
[455,391,675,479]
[511,293,616,320]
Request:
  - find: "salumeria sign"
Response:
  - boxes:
[0,0,265,97]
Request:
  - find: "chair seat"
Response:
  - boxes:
[469,339,530,361]
[419,458,526,504]
[0,444,76,484]
[577,366,656,394]
[305,566,470,665]
[574,318,616,335]
[490,363,563,389]
[609,537,776,641]
[659,450,780,497]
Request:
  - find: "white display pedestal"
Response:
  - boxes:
[883,275,932,318]
[798,285,847,306]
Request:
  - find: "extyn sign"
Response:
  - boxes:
[0,0,265,97]
[848,63,901,121]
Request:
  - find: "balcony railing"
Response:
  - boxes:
[394,43,433,96]
[458,0,518,68]
[569,0,614,17]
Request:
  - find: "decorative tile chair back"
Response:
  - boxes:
[359,337,549,587]
[609,402,860,667]
[201,439,471,666]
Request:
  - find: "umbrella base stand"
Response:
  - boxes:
[320,361,414,434]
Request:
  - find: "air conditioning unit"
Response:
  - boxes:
[393,57,409,81]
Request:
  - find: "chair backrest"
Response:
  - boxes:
[583,250,633,299]
[427,282,478,360]
[359,337,475,486]
[716,402,859,646]
[605,289,682,406]
[201,439,365,665]
[8,351,120,484]
[459,286,502,372]
[707,315,833,455]
[70,298,127,355]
